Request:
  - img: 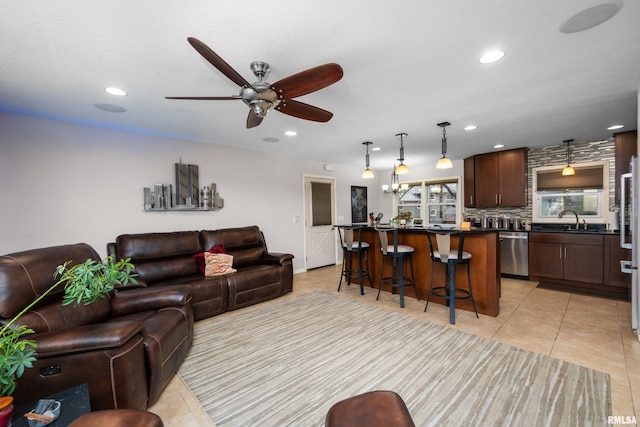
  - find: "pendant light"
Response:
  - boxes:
[395,133,410,175]
[436,121,453,169]
[562,139,575,176]
[361,141,374,179]
[391,165,400,192]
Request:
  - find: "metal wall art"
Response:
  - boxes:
[143,160,224,211]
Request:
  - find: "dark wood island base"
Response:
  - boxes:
[345,227,501,317]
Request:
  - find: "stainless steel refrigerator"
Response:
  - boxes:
[621,156,639,338]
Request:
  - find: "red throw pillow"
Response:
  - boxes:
[193,243,227,274]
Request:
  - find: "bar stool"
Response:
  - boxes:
[376,227,417,308]
[425,232,478,323]
[337,225,372,295]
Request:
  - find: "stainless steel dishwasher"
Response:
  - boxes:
[499,231,529,279]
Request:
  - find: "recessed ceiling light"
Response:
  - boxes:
[104,87,127,96]
[493,144,505,149]
[559,2,622,34]
[479,50,505,64]
[285,130,297,136]
[371,147,381,151]
[464,125,478,131]
[607,124,624,130]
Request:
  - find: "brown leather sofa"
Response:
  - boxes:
[0,243,194,411]
[108,225,294,321]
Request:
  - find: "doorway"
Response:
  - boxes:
[303,175,336,270]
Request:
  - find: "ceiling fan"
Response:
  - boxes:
[166,37,344,129]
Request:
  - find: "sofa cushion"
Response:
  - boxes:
[226,264,283,310]
[14,297,112,333]
[193,243,226,274]
[201,226,267,268]
[115,231,202,284]
[143,276,229,321]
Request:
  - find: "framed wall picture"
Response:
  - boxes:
[351,186,368,223]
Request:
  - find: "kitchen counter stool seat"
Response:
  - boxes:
[337,226,372,295]
[376,228,418,308]
[425,232,478,323]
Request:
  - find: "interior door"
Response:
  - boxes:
[304,176,336,269]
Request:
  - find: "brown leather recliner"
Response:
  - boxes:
[0,243,194,411]
[109,226,294,321]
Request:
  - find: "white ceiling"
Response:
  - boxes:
[2,1,639,170]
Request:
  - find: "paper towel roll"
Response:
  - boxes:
[607,211,619,231]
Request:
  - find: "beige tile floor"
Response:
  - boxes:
[149,265,640,426]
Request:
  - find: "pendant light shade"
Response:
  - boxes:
[436,121,453,169]
[395,132,409,175]
[562,139,575,176]
[361,141,374,179]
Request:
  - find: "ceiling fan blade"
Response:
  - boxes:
[247,111,263,128]
[165,96,241,100]
[187,37,255,89]
[276,99,334,122]
[271,63,343,98]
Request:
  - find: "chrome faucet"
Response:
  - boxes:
[558,208,579,230]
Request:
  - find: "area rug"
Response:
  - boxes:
[178,291,610,426]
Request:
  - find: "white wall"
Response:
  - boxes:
[0,112,383,272]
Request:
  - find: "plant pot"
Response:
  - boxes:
[0,402,14,427]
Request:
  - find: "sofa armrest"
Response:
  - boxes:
[33,320,143,357]
[262,252,294,266]
[110,285,192,317]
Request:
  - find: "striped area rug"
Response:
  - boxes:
[178,291,610,426]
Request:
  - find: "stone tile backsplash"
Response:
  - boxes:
[464,138,616,224]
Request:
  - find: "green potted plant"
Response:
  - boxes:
[0,256,137,425]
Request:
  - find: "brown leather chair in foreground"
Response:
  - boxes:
[69,409,163,427]
[0,243,193,410]
[325,390,415,427]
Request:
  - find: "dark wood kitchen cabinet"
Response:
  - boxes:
[604,234,631,289]
[614,130,637,204]
[529,232,603,286]
[463,156,475,207]
[472,148,527,208]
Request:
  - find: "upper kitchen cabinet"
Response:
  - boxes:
[463,156,475,207]
[614,130,637,204]
[466,148,528,208]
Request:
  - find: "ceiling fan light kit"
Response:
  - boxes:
[166,37,343,129]
[436,121,453,169]
[394,133,410,175]
[361,141,375,179]
[562,139,576,176]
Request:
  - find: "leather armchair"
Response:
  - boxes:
[0,243,193,411]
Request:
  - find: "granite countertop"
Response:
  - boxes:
[341,223,621,235]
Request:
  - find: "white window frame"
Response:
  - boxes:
[395,176,462,226]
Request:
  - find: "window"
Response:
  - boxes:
[532,162,609,223]
[537,190,603,218]
[397,178,461,225]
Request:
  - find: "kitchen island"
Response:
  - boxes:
[344,226,501,317]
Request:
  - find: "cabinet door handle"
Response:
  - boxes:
[470,195,473,204]
[496,194,498,204]
[564,247,567,259]
[560,247,563,259]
